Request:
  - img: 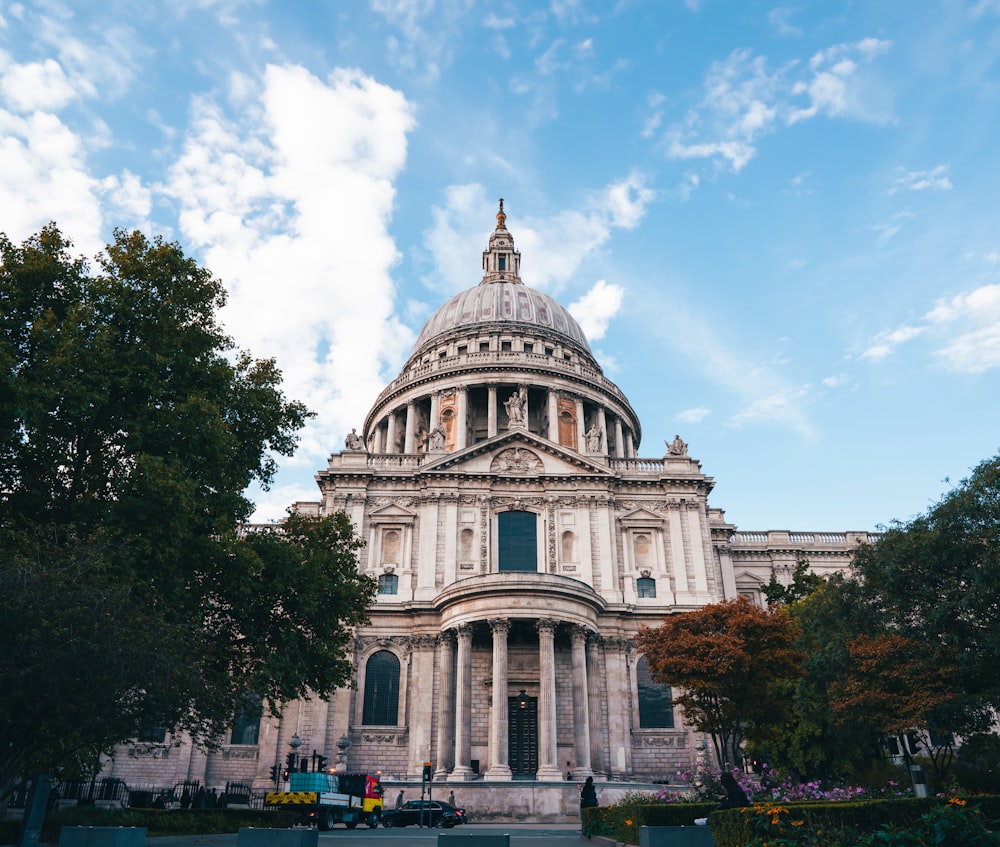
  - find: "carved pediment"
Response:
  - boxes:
[490,448,542,475]
[619,507,666,527]
[368,502,417,524]
[417,429,616,477]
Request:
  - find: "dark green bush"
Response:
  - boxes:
[582,802,717,843]
[34,806,297,842]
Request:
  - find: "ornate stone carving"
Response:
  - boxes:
[362,734,397,744]
[491,448,542,475]
[643,736,678,747]
[411,634,437,649]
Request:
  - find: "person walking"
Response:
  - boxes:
[395,789,404,809]
[579,776,598,833]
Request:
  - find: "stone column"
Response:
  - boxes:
[456,388,468,450]
[404,401,416,453]
[571,626,594,778]
[597,407,608,455]
[586,634,604,775]
[547,390,559,444]
[430,392,440,431]
[449,624,474,780]
[386,412,398,455]
[575,398,586,452]
[485,618,512,780]
[434,631,456,779]
[535,619,563,779]
[614,417,625,458]
[625,430,635,459]
[487,385,498,438]
[374,424,385,455]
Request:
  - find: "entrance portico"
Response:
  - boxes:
[433,573,602,782]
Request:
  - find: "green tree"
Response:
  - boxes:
[0,225,376,802]
[849,455,1000,749]
[635,597,804,768]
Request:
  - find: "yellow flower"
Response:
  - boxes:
[791,820,804,827]
[948,796,967,806]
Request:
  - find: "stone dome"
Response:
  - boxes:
[410,198,592,359]
[412,281,592,357]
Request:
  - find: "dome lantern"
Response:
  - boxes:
[482,198,521,284]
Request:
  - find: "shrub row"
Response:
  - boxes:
[587,796,1000,846]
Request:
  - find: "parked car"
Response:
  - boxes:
[381,799,466,828]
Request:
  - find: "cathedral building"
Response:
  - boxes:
[102,203,873,814]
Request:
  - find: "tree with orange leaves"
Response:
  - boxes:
[635,597,804,768]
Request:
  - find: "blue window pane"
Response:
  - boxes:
[378,573,398,595]
[362,651,400,725]
[637,656,673,728]
[637,577,656,598]
[498,511,537,572]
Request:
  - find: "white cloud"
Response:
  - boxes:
[769,7,802,37]
[0,108,106,255]
[676,406,710,423]
[861,324,926,360]
[660,39,893,174]
[0,58,76,112]
[568,279,624,341]
[926,284,1000,372]
[890,165,953,194]
[424,173,654,296]
[163,63,416,518]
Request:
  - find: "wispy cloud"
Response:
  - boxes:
[676,406,711,423]
[659,38,893,174]
[861,283,1000,372]
[890,165,953,194]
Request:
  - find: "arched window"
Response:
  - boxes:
[637,655,674,728]
[378,573,398,595]
[637,577,656,598]
[498,510,537,572]
[362,651,400,725]
[231,693,261,745]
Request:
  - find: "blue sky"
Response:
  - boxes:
[2,1,999,531]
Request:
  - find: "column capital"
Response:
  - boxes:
[488,617,511,635]
[535,618,558,637]
[453,622,473,640]
[570,624,593,642]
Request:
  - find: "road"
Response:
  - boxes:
[146,824,600,847]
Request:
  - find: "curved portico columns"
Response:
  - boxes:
[485,618,512,780]
[448,624,474,780]
[404,401,417,453]
[535,619,564,780]
[571,625,594,778]
[385,411,397,454]
[434,630,456,779]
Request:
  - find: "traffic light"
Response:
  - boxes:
[422,762,433,781]
[316,754,328,772]
[281,768,289,781]
[269,765,279,783]
[286,751,296,768]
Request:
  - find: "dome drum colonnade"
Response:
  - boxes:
[362,201,641,462]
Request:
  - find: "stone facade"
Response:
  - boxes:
[98,202,876,806]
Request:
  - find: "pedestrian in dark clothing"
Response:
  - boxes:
[180,788,191,810]
[579,776,598,810]
[193,786,206,810]
[717,772,750,809]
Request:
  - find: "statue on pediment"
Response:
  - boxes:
[345,428,365,451]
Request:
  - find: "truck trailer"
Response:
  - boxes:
[265,772,383,830]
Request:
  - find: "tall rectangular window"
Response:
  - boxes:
[498,510,537,572]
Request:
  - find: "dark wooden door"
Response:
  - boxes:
[508,694,538,775]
